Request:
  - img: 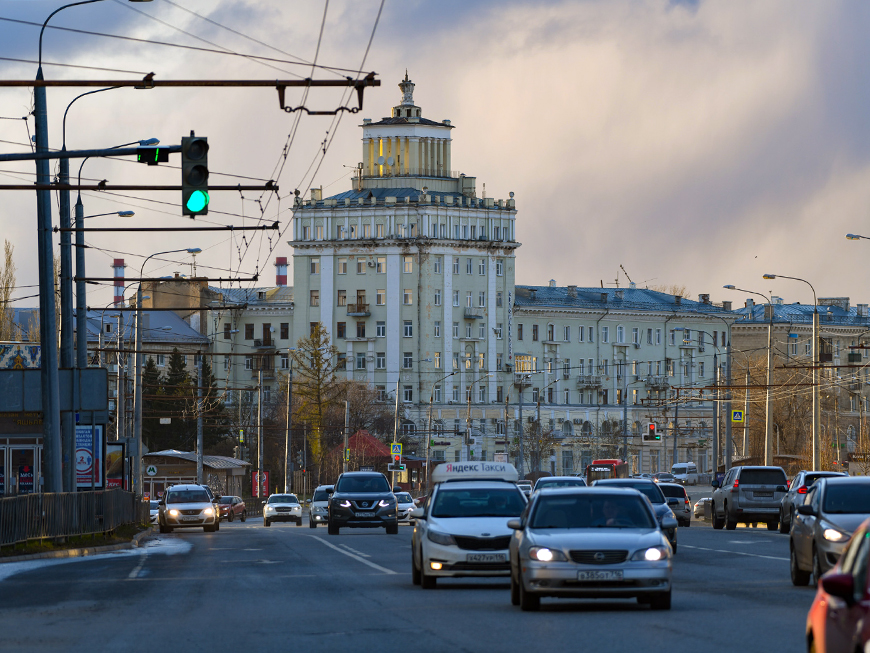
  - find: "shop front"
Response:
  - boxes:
[142,450,250,500]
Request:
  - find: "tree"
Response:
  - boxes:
[649,283,689,298]
[200,356,230,451]
[0,240,15,340]
[141,356,162,452]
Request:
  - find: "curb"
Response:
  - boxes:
[0,526,156,564]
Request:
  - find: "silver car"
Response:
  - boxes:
[532,476,587,494]
[395,492,416,522]
[712,466,788,531]
[779,470,846,534]
[158,484,219,533]
[509,487,675,611]
[790,477,870,585]
[658,483,691,527]
[593,478,678,553]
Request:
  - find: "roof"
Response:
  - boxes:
[143,449,250,469]
[328,187,465,202]
[86,309,209,345]
[336,430,392,457]
[207,286,294,306]
[513,286,734,316]
[365,116,449,127]
[733,302,870,327]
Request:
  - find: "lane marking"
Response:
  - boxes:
[681,544,788,561]
[340,544,371,558]
[303,535,397,574]
[127,554,147,579]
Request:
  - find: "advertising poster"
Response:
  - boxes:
[252,471,269,497]
[76,424,103,489]
[105,442,126,489]
[18,465,34,493]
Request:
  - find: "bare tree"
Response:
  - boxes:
[649,283,689,298]
[0,240,15,340]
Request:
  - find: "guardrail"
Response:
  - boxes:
[243,497,264,517]
[0,490,149,548]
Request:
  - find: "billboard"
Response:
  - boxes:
[76,424,103,489]
[252,471,270,498]
[105,442,126,489]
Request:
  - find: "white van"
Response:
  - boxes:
[670,462,698,486]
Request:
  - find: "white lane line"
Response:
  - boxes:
[340,544,371,558]
[303,535,397,574]
[681,544,788,561]
[127,554,147,579]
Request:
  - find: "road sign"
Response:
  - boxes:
[387,463,406,472]
[146,464,158,476]
[345,448,350,461]
[391,443,402,455]
[731,410,744,423]
[494,453,508,463]
[159,417,171,425]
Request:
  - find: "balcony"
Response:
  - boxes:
[464,308,484,320]
[346,303,370,317]
[576,375,603,388]
[251,369,276,380]
[849,380,864,392]
[253,339,275,349]
[513,373,533,388]
[645,375,670,390]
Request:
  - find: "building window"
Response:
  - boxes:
[403,386,413,402]
[223,323,232,339]
[376,321,385,337]
[310,257,320,274]
[466,258,473,274]
[532,325,539,341]
[517,324,524,341]
[495,323,503,339]
[404,289,413,305]
[632,327,639,344]
[403,352,413,369]
[616,326,624,344]
[244,324,254,339]
[478,353,485,369]
[497,291,503,307]
[434,257,442,274]
[578,326,585,343]
[280,354,289,370]
[601,326,609,343]
[363,224,371,238]
[357,259,366,274]
[471,225,477,240]
[376,385,386,401]
[310,322,317,336]
[337,354,346,369]
[356,352,366,369]
[453,290,460,307]
[337,257,347,274]
[655,328,662,345]
[699,362,705,377]
[479,323,486,339]
[453,322,459,338]
[337,289,347,306]
[349,225,356,239]
[302,225,311,240]
[280,323,289,339]
[564,325,570,341]
[434,321,441,337]
[479,259,486,275]
[336,322,346,339]
[496,259,504,276]
[667,360,674,377]
[403,255,413,274]
[478,292,486,307]
[434,352,441,369]
[453,353,460,370]
[647,328,653,345]
[465,353,472,370]
[497,353,503,370]
[337,225,345,239]
[588,326,594,343]
[434,289,441,306]
[243,356,251,371]
[479,384,486,402]
[376,257,386,273]
[356,322,365,338]
[376,224,384,238]
[532,388,539,402]
[404,320,413,337]
[466,291,473,308]
[376,289,385,305]
[465,322,473,338]
[547,324,555,341]
[435,385,442,402]
[453,257,460,274]
[376,352,385,369]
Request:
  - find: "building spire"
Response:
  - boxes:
[399,71,415,106]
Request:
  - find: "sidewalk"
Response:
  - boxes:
[0,526,156,564]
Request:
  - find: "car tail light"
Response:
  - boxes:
[797,486,807,494]
[685,499,690,505]
[733,479,739,488]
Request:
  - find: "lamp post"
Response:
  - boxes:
[725,285,774,465]
[133,248,200,497]
[427,371,456,489]
[533,375,562,473]
[465,372,493,462]
[621,376,650,470]
[284,347,296,492]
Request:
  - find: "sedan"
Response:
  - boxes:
[791,477,870,586]
[509,487,675,611]
[532,476,588,494]
[149,500,159,525]
[593,478,678,553]
[693,498,712,519]
[806,517,870,652]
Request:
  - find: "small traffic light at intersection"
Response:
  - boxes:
[644,423,659,441]
[181,132,209,216]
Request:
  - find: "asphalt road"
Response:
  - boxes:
[0,515,814,653]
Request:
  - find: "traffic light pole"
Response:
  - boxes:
[284,359,293,493]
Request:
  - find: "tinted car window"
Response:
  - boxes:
[166,490,210,504]
[531,494,656,530]
[219,497,233,504]
[659,485,687,498]
[805,473,843,486]
[336,474,391,493]
[313,489,333,501]
[740,469,787,485]
[596,480,665,504]
[823,484,870,514]
[430,488,525,518]
[395,493,413,503]
[536,479,587,489]
[268,494,299,504]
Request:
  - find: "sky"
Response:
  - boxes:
[2,0,870,311]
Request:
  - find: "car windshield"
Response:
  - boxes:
[218,497,233,504]
[659,485,686,498]
[150,501,159,509]
[740,469,787,485]
[166,490,210,504]
[530,494,656,530]
[656,474,674,480]
[336,475,391,493]
[596,481,665,504]
[268,495,298,504]
[536,479,587,489]
[395,493,413,503]
[313,489,333,501]
[430,488,525,518]
[823,484,870,514]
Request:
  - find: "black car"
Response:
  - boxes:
[593,478,678,552]
[328,471,398,535]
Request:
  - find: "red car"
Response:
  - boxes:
[806,517,870,652]
[218,495,247,522]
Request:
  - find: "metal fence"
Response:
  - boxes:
[0,490,149,548]
[243,497,264,518]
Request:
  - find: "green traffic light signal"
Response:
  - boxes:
[186,190,209,213]
[181,132,209,216]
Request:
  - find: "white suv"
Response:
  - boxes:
[309,485,334,528]
[159,484,219,533]
[263,494,303,527]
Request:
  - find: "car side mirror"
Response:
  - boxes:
[661,516,678,531]
[821,573,856,605]
[797,504,815,516]
[507,519,523,530]
[711,479,720,488]
[392,486,402,493]
[261,500,266,505]
[410,507,425,519]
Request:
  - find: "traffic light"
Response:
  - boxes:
[393,454,401,465]
[233,445,241,460]
[644,423,660,441]
[181,132,209,216]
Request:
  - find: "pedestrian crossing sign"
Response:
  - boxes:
[391,443,402,455]
[731,410,744,423]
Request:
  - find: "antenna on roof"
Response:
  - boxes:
[619,264,633,284]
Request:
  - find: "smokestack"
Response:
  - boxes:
[275,256,288,286]
[112,258,125,305]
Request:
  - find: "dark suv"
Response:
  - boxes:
[779,470,847,533]
[712,466,788,531]
[328,471,398,535]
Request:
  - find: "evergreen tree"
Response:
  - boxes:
[141,356,162,452]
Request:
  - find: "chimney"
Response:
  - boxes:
[698,293,710,305]
[567,285,577,298]
[745,298,755,310]
[112,258,125,305]
[722,300,732,312]
[548,279,556,288]
[275,256,288,286]
[858,304,868,317]
[600,293,608,304]
[772,296,784,306]
[614,289,624,301]
[675,296,682,306]
[311,187,323,201]
[764,305,775,321]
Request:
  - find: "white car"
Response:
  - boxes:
[411,462,527,588]
[693,497,712,519]
[158,484,219,533]
[263,494,303,527]
[309,485,334,528]
[395,492,416,522]
[149,500,159,524]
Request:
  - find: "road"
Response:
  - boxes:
[0,515,814,653]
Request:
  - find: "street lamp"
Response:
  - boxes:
[427,371,456,489]
[133,248,200,497]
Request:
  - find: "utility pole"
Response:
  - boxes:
[284,359,293,493]
[743,370,750,458]
[343,400,350,473]
[812,306,821,470]
[196,355,203,484]
[713,353,719,474]
[392,378,400,490]
[257,370,263,497]
[673,400,679,471]
[725,330,734,470]
[34,65,62,493]
[517,379,525,478]
[58,149,74,493]
[764,307,774,466]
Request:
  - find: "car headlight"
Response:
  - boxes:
[631,546,671,562]
[528,547,567,562]
[203,507,214,516]
[168,509,179,517]
[822,523,848,542]
[378,499,394,508]
[427,530,457,546]
[339,500,351,508]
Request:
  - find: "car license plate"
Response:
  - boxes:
[182,516,199,522]
[355,511,375,518]
[578,570,624,581]
[466,553,506,563]
[754,492,773,498]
